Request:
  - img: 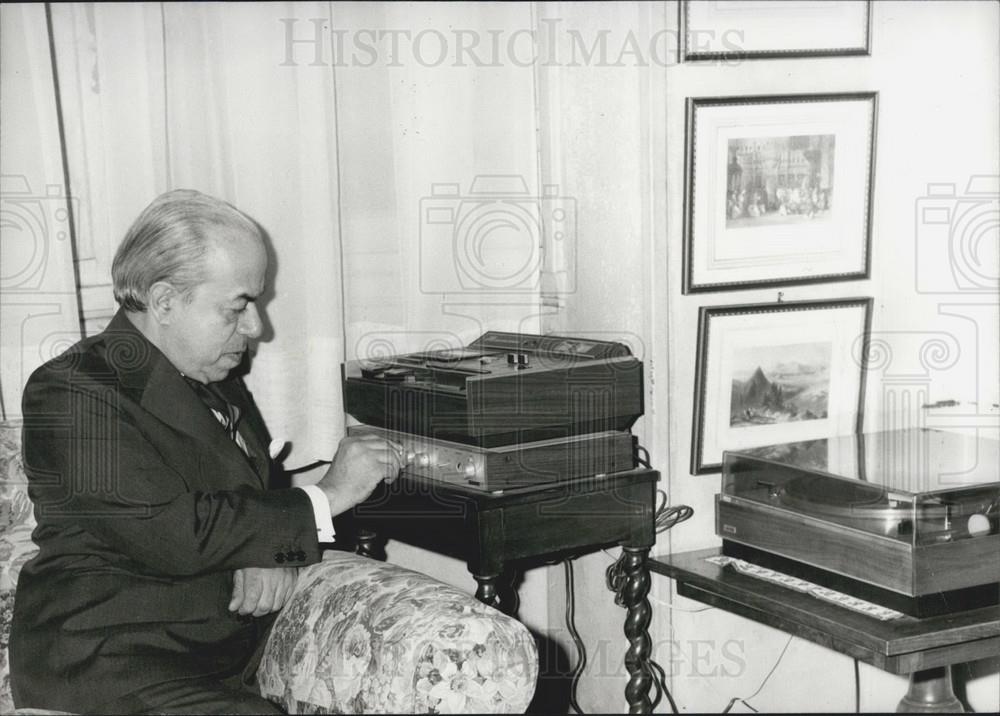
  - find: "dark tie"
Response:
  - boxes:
[184,377,241,443]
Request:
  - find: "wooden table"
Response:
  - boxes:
[344,468,660,714]
[650,547,1000,713]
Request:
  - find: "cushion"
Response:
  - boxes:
[258,552,538,713]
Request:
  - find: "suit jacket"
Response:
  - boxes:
[10,309,320,713]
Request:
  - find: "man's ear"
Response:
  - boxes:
[147,281,179,325]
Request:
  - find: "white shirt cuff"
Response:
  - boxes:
[299,485,336,543]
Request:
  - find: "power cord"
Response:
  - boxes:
[721,634,794,713]
[635,443,653,469]
[561,443,692,714]
[601,490,691,713]
[854,658,860,713]
[284,458,331,476]
[565,559,586,715]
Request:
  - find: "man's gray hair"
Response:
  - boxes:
[112,189,260,312]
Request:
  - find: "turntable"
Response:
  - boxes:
[716,428,1000,617]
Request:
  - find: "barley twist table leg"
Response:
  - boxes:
[622,546,652,714]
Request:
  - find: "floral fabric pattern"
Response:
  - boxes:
[1,421,39,715]
[259,553,538,714]
[0,422,36,593]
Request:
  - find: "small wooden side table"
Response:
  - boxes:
[650,547,1000,713]
[344,468,659,714]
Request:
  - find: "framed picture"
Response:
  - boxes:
[683,92,877,294]
[690,297,872,475]
[680,1,872,61]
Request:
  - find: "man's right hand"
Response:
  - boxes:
[316,433,405,517]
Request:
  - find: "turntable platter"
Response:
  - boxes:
[778,475,915,538]
[782,475,887,509]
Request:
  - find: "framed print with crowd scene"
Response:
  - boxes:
[690,297,872,475]
[680,1,872,61]
[683,92,877,294]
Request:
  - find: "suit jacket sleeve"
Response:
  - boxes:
[22,361,322,578]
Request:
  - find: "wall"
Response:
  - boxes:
[547,1,1000,713]
[464,0,997,713]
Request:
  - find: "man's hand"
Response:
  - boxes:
[229,567,298,617]
[316,433,404,517]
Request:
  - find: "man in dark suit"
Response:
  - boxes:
[10,190,403,714]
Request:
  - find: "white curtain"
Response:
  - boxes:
[0,4,82,421]
[44,0,550,468]
[43,1,343,462]
[333,1,545,362]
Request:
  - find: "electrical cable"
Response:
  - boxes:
[565,559,586,715]
[597,446,692,714]
[854,658,860,713]
[722,634,794,713]
[635,444,653,469]
[284,458,331,476]
[653,489,695,533]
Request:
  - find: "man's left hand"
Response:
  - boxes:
[229,567,298,616]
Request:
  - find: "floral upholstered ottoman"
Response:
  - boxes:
[258,553,537,714]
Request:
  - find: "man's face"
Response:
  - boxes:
[161,233,267,383]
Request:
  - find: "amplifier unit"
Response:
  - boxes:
[348,425,635,492]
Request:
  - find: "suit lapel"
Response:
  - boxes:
[105,310,266,489]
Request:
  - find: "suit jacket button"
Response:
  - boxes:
[285,550,297,562]
[295,551,306,561]
[274,553,285,563]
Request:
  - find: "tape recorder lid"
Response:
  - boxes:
[468,331,634,359]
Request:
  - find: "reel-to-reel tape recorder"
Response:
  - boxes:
[342,331,644,491]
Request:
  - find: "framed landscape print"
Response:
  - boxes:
[683,92,877,293]
[690,297,872,475]
[680,1,871,61]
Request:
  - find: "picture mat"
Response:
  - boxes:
[690,97,873,287]
[684,1,869,56]
[701,304,867,469]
